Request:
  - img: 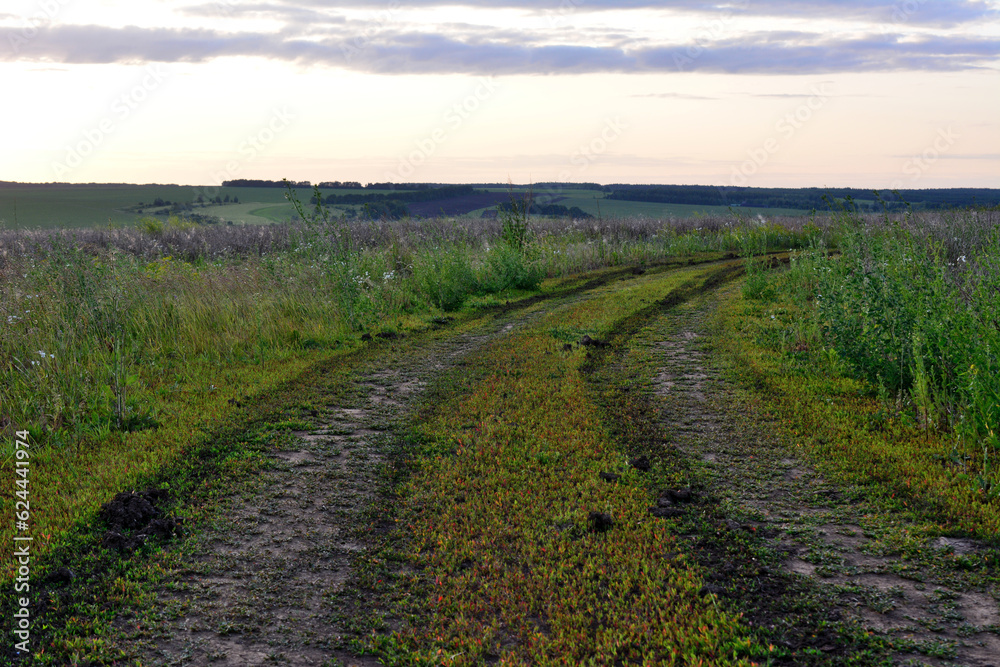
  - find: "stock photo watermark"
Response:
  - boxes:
[384,76,500,181]
[730,83,832,187]
[890,127,959,189]
[196,107,296,199]
[11,429,33,658]
[879,0,929,33]
[6,0,72,55]
[674,0,749,71]
[51,64,169,179]
[535,117,629,206]
[546,0,583,29]
[564,117,629,178]
[342,1,402,62]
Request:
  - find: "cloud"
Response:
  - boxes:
[261,0,999,27]
[180,3,345,26]
[631,92,719,99]
[2,23,997,75]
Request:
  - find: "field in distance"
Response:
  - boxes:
[0,182,381,229]
[0,182,809,230]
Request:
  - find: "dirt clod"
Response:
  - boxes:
[599,471,620,483]
[580,335,609,348]
[101,490,162,530]
[588,511,614,532]
[47,566,75,585]
[99,488,180,553]
[629,455,651,472]
[664,488,692,503]
[699,583,723,597]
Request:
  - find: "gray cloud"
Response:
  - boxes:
[2,23,997,75]
[181,3,345,25]
[257,0,998,26]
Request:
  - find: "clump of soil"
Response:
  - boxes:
[99,488,182,553]
[661,488,693,503]
[629,455,651,472]
[588,511,614,533]
[580,335,609,348]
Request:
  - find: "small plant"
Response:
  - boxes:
[285,180,371,329]
[497,181,533,252]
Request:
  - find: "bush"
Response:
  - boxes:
[413,247,478,312]
[481,243,545,293]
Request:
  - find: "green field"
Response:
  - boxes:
[0,183,815,230]
[0,184,391,229]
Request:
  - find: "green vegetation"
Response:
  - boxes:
[0,183,321,229]
[714,206,1000,537]
[604,184,1000,212]
[1,208,795,569]
[4,181,998,230]
[2,201,999,665]
[380,264,755,665]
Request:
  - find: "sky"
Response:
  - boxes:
[1,0,998,188]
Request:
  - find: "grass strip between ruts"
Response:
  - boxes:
[382,263,757,665]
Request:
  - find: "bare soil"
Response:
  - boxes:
[134,307,550,666]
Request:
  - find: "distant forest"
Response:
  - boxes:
[215,179,1000,214]
[602,185,1000,212]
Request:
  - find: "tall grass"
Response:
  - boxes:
[774,207,1000,500]
[0,211,825,450]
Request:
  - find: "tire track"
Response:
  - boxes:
[134,261,709,666]
[641,290,1000,666]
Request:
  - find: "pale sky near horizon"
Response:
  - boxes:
[1,0,998,189]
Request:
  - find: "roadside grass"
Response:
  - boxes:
[0,341,379,665]
[712,278,1000,540]
[708,208,1000,542]
[369,262,764,665]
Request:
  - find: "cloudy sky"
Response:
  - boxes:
[2,0,998,188]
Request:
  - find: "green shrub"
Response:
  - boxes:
[481,242,545,293]
[413,247,478,312]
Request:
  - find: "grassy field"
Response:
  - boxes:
[0,183,813,229]
[1,206,998,665]
[0,184,391,229]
